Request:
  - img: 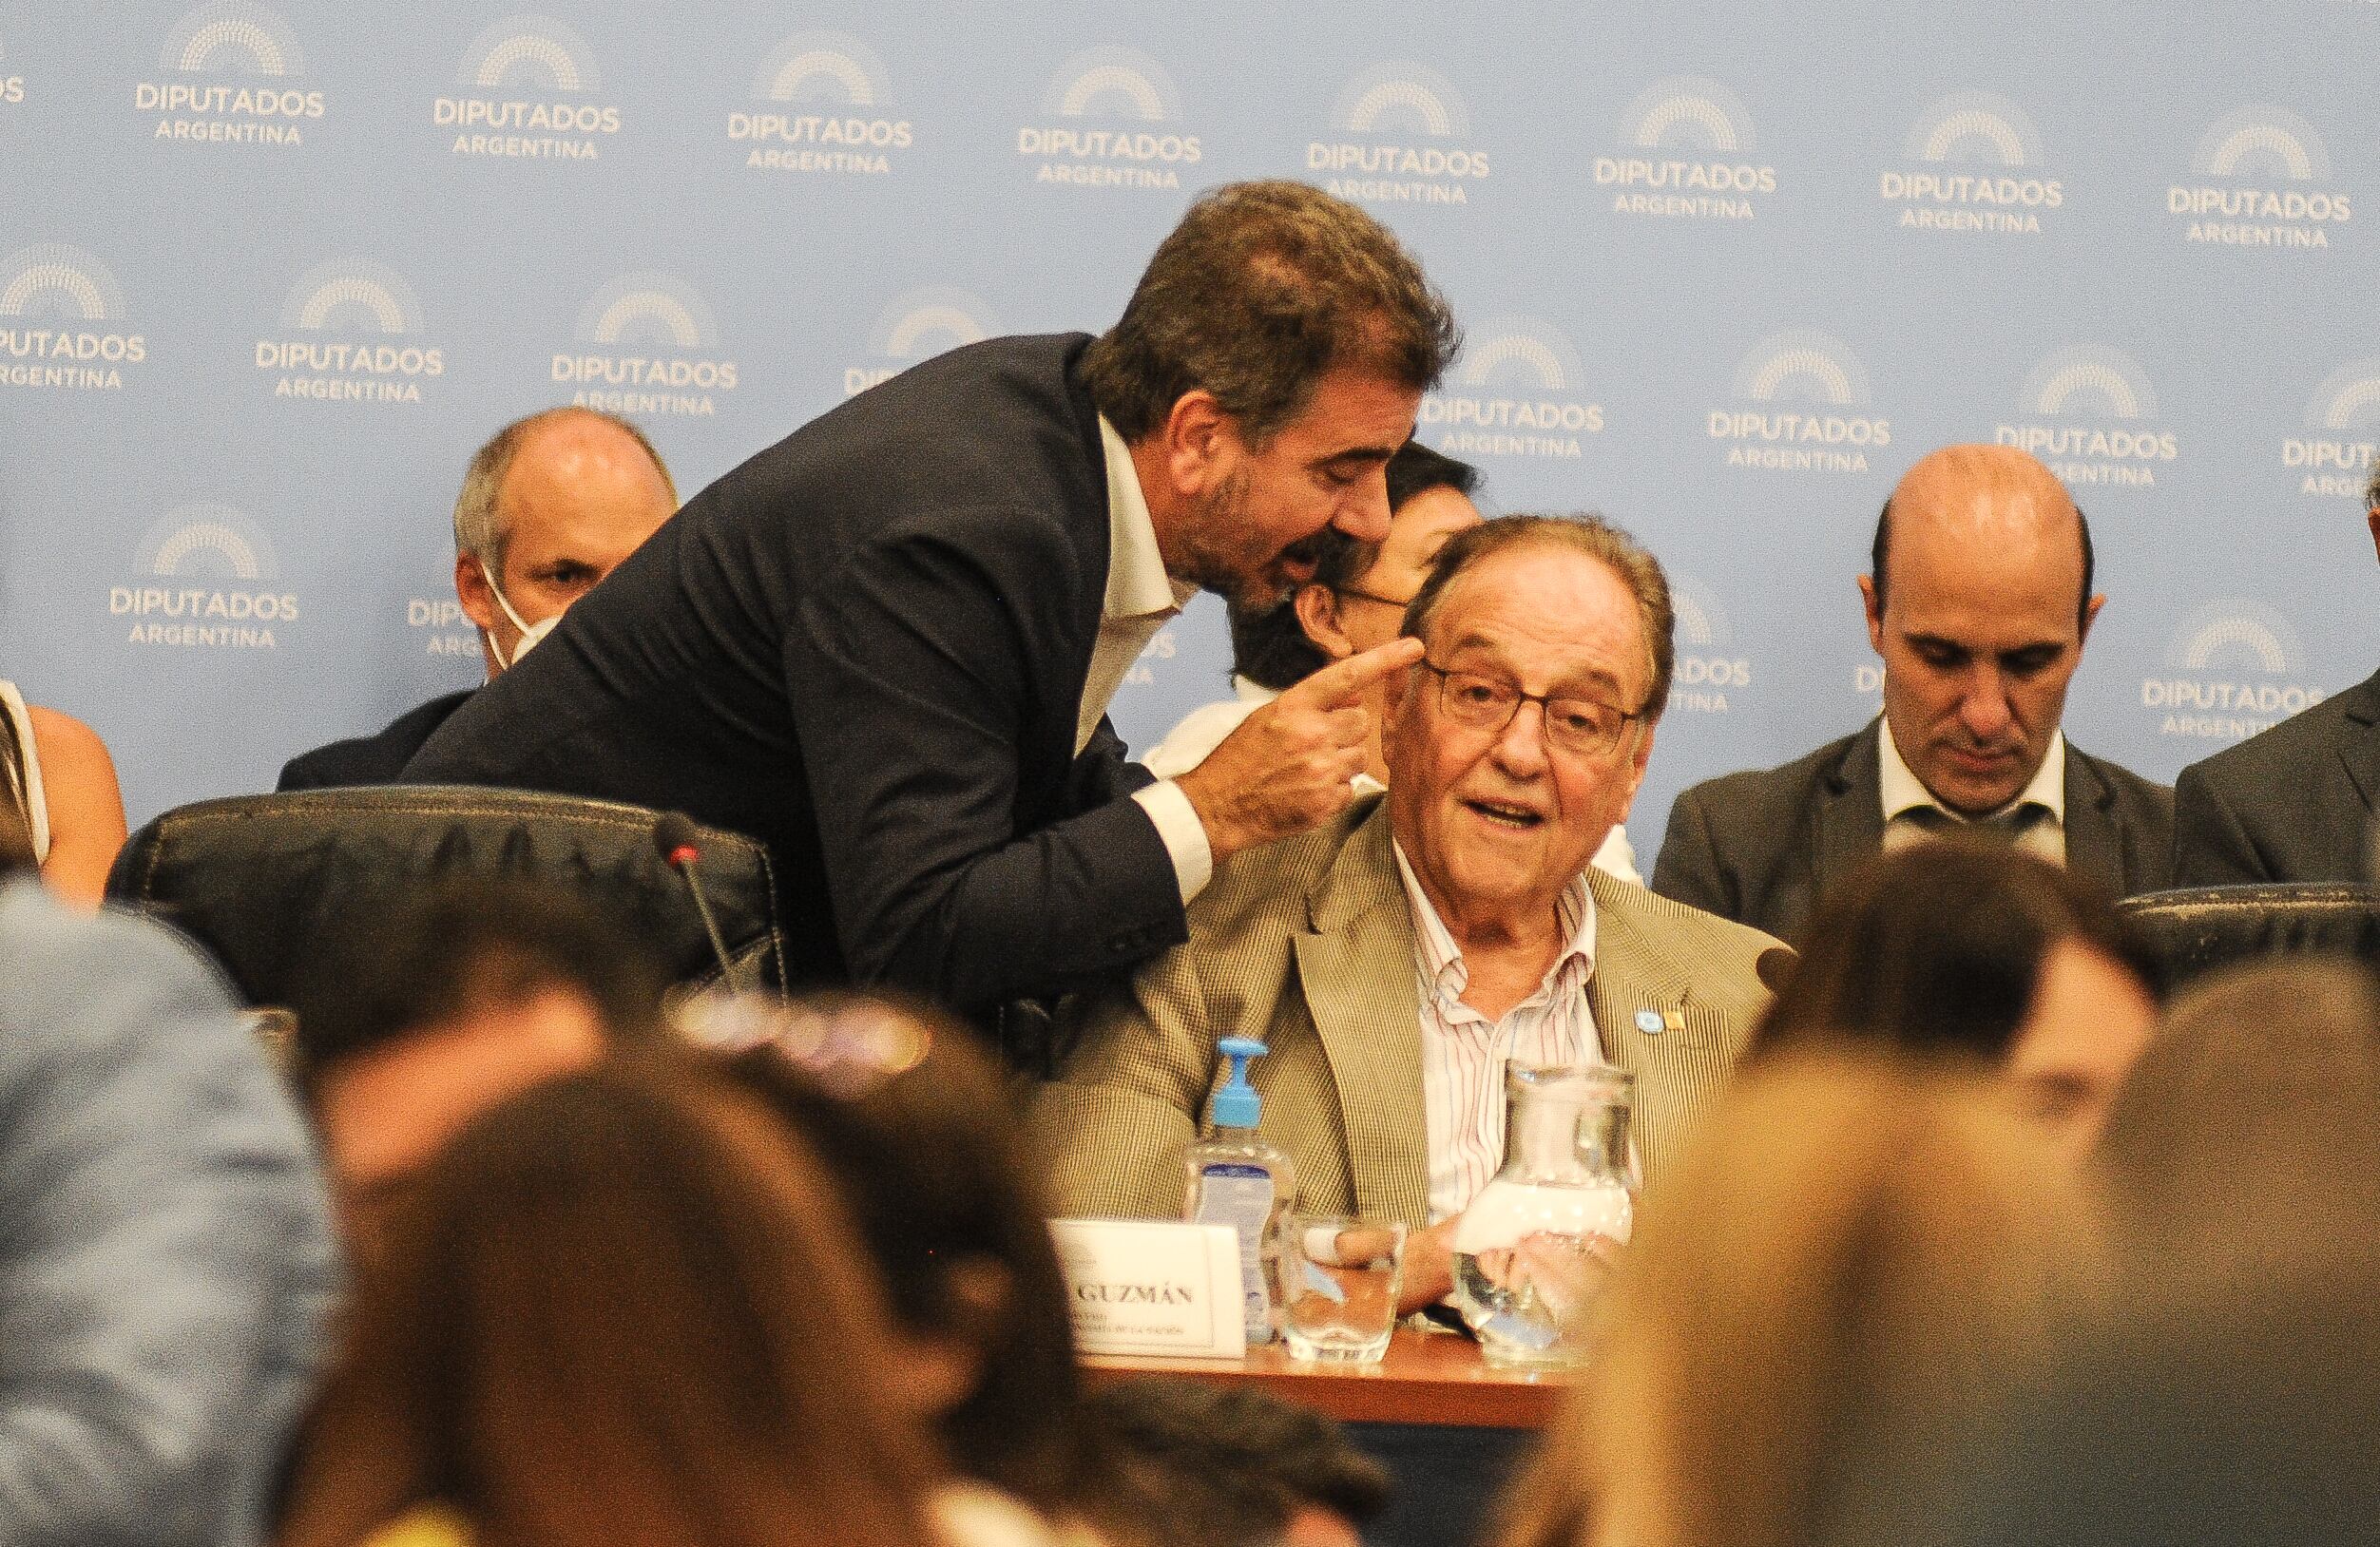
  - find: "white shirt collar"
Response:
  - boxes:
[1877,716,2067,825]
[1098,414,1197,621]
[1390,839,1598,1006]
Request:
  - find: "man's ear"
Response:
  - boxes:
[1856,573,1886,656]
[1293,583,1356,660]
[453,551,498,634]
[1159,389,1234,498]
[2078,591,2107,646]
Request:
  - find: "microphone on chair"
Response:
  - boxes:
[653,812,751,997]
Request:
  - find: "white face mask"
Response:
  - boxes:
[481,560,560,671]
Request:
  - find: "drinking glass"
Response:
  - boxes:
[1278,1215,1405,1363]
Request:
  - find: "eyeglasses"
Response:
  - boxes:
[1418,659,1641,757]
[678,995,932,1098]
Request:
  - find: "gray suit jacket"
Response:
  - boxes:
[1031,799,1782,1228]
[1651,718,2176,944]
[2172,670,2380,885]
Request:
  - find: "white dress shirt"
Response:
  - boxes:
[1394,843,1603,1223]
[1082,416,1212,904]
[1878,717,2068,865]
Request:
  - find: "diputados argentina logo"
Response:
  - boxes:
[1018,47,1198,191]
[2144,602,2325,744]
[135,2,321,147]
[1667,577,1755,715]
[2284,359,2380,499]
[256,259,442,406]
[0,243,146,392]
[844,286,996,397]
[732,31,909,176]
[2169,106,2350,250]
[555,273,737,418]
[1310,62,1488,207]
[434,13,618,161]
[1881,91,2061,236]
[113,503,298,652]
[1424,316,1603,460]
[1708,329,1891,473]
[1598,77,1774,221]
[1994,346,2177,488]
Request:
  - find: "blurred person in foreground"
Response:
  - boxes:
[1655,444,2171,940]
[1753,838,2160,1160]
[287,881,666,1249]
[1145,442,1640,881]
[0,678,126,904]
[696,994,1089,1532]
[1073,1378,1390,1547]
[277,1060,948,1547]
[1853,974,2380,1547]
[1495,1055,2108,1547]
[278,407,678,789]
[2095,957,2380,1289]
[0,807,336,1546]
[1037,515,1781,1311]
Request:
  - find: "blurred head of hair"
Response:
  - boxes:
[1755,839,2161,1155]
[703,992,1084,1514]
[1071,1377,1390,1547]
[278,1060,936,1547]
[1496,1054,2109,1547]
[2097,956,2380,1290]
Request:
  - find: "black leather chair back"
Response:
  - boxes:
[2117,884,2380,989]
[106,787,782,1005]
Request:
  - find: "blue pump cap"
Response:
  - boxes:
[1211,1036,1267,1130]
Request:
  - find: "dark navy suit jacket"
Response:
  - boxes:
[277,688,473,791]
[405,334,1186,1014]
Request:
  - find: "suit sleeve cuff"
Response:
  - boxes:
[1133,780,1214,904]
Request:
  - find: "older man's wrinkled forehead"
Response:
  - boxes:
[1421,540,1650,697]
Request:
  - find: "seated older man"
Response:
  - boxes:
[1034,515,1782,1308]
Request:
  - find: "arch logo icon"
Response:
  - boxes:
[733,30,909,175]
[2282,358,2380,500]
[1422,315,1603,461]
[1018,46,1199,191]
[137,1,321,145]
[1881,91,2060,235]
[114,502,298,652]
[255,258,443,408]
[1308,60,1488,207]
[554,272,739,418]
[2169,105,2350,251]
[434,13,620,161]
[2144,600,2325,744]
[1598,76,1775,221]
[0,242,144,392]
[1995,345,2177,490]
[1707,328,1891,475]
[845,285,999,397]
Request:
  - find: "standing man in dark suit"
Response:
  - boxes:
[407,181,1459,1020]
[2172,464,2380,884]
[278,408,679,789]
[1653,445,2172,942]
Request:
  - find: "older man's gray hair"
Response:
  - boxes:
[450,407,676,567]
[1400,512,1677,722]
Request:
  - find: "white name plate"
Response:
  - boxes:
[1050,1217,1247,1359]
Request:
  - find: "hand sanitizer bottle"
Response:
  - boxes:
[1182,1036,1296,1346]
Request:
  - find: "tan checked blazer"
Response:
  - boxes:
[1031,798,1785,1227]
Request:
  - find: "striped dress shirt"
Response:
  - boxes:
[1392,843,1603,1223]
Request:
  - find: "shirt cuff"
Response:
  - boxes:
[1133,779,1214,904]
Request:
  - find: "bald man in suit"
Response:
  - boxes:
[1035,515,1781,1310]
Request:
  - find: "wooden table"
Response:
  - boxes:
[1081,1324,1576,1428]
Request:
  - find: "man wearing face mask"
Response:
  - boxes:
[277,408,679,790]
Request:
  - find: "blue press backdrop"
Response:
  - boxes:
[4,1,2375,869]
